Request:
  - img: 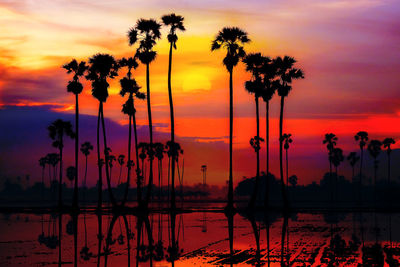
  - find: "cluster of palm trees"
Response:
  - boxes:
[323,131,396,204]
[211,28,304,210]
[38,14,186,210]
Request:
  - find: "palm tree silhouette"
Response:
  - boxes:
[347,152,360,182]
[243,53,268,209]
[368,140,382,202]
[260,58,278,209]
[80,141,93,205]
[63,59,87,210]
[66,166,76,188]
[282,133,293,192]
[274,56,304,210]
[117,154,125,185]
[211,27,250,211]
[355,131,368,203]
[48,119,75,208]
[39,156,47,196]
[108,154,116,183]
[86,53,119,209]
[46,153,60,193]
[128,19,162,208]
[161,13,185,210]
[331,147,344,202]
[119,56,145,206]
[154,142,166,201]
[323,133,338,202]
[382,138,395,189]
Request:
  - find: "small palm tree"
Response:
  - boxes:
[48,119,75,207]
[368,140,382,202]
[161,13,185,209]
[355,131,369,202]
[274,56,304,210]
[382,138,395,186]
[282,133,293,191]
[39,156,47,199]
[117,155,125,185]
[211,27,250,210]
[108,154,116,182]
[86,53,119,208]
[66,166,76,188]
[119,56,145,206]
[243,52,269,209]
[347,152,360,182]
[331,147,344,202]
[47,153,60,187]
[260,58,278,208]
[289,175,298,187]
[323,133,338,201]
[80,141,93,204]
[154,142,166,200]
[128,18,162,207]
[63,59,87,209]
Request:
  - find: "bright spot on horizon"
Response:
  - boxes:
[181,71,211,92]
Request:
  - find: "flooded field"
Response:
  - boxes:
[0,209,399,266]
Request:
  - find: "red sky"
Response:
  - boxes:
[1,0,400,186]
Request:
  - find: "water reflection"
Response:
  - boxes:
[1,210,400,266]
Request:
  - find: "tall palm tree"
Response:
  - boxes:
[368,140,382,202]
[282,133,293,191]
[119,56,145,206]
[382,138,395,186]
[323,133,338,202]
[117,155,125,185]
[128,18,162,207]
[80,141,93,204]
[161,13,185,210]
[86,53,119,209]
[274,56,304,210]
[355,131,368,202]
[260,58,278,208]
[63,59,87,210]
[243,52,268,209]
[211,27,250,211]
[48,119,75,208]
[331,147,344,202]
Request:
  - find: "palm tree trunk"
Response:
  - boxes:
[145,63,154,207]
[122,114,132,206]
[359,148,363,204]
[286,149,289,193]
[58,213,62,267]
[279,96,288,209]
[100,103,117,207]
[97,105,102,210]
[227,69,234,210]
[167,42,176,210]
[329,160,333,203]
[58,141,63,208]
[374,162,377,203]
[97,213,102,267]
[264,101,270,209]
[388,152,391,204]
[249,96,260,209]
[73,93,79,209]
[132,112,141,205]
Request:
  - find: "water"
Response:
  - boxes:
[0,208,399,266]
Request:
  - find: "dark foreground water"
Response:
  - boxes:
[1,208,399,266]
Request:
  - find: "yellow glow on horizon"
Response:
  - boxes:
[181,71,212,92]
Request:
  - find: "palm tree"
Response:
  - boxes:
[48,119,75,208]
[108,154,116,182]
[154,142,166,201]
[47,153,59,189]
[128,18,162,207]
[282,133,293,191]
[119,56,145,206]
[161,13,185,210]
[355,131,369,202]
[347,152,360,182]
[243,53,268,209]
[382,138,395,186]
[211,27,250,211]
[368,140,382,202]
[39,156,47,199]
[66,166,76,188]
[260,58,278,208]
[86,53,119,209]
[331,147,344,202]
[80,141,93,205]
[63,59,87,210]
[117,155,125,185]
[274,56,304,210]
[323,133,338,202]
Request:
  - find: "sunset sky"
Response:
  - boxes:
[1,0,400,186]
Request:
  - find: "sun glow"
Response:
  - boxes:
[181,71,212,92]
